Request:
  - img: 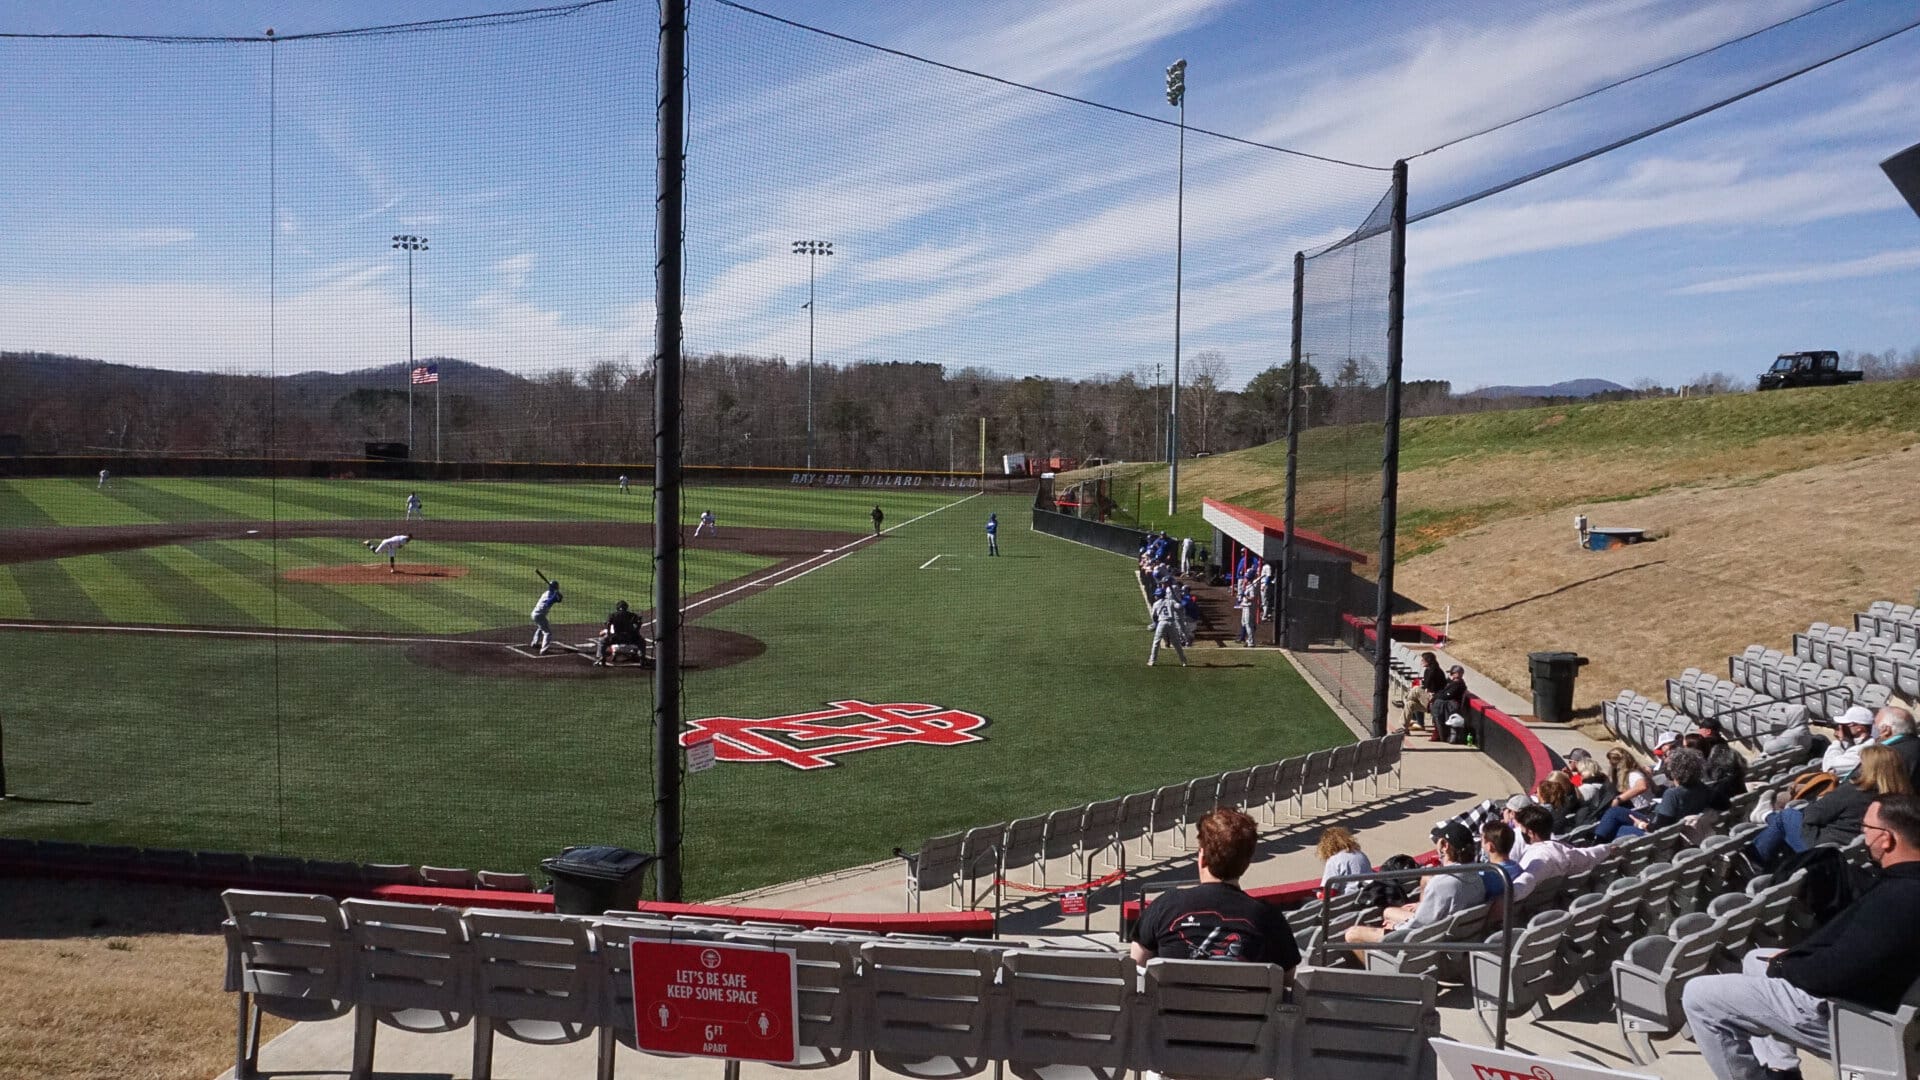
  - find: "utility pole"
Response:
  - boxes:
[791,239,832,469]
[1165,59,1187,516]
[391,234,427,456]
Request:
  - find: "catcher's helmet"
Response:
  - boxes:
[615,600,629,612]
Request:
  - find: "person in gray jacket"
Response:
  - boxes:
[1344,821,1486,947]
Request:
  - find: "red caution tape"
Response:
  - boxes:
[993,869,1125,895]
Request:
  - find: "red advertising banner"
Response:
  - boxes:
[1059,890,1088,915]
[631,940,799,1063]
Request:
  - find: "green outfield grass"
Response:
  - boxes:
[0,476,962,529]
[0,483,1349,899]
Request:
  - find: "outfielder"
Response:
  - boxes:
[97,468,111,490]
[530,578,563,653]
[1148,589,1188,667]
[364,533,412,573]
[405,491,424,519]
[985,512,999,556]
[870,505,884,535]
[618,474,631,494]
[694,509,717,537]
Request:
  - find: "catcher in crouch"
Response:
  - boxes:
[593,599,649,667]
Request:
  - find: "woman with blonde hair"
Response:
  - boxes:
[1316,826,1373,896]
[1749,744,1914,867]
[1605,747,1654,810]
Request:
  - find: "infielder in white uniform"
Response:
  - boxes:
[405,492,424,519]
[530,579,563,653]
[618,474,631,494]
[1148,590,1188,667]
[694,509,716,537]
[364,533,412,573]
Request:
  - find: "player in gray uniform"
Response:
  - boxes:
[1148,589,1188,667]
[98,468,111,490]
[530,579,563,653]
[364,533,412,573]
[405,492,423,519]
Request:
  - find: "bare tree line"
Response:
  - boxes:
[6,344,1916,468]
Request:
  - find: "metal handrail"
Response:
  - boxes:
[1315,860,1516,1049]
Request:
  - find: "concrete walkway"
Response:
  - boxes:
[217,649,1803,1080]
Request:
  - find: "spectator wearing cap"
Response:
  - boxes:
[1435,663,1470,743]
[1683,794,1920,1080]
[1821,706,1874,777]
[1344,821,1487,946]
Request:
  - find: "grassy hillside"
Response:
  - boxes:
[1078,380,1920,554]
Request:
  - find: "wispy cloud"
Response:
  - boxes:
[1674,247,1920,295]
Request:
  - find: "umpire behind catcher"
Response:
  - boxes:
[593,599,649,667]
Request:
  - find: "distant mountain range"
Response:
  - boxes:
[1463,378,1629,399]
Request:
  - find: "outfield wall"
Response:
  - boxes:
[1030,505,1151,557]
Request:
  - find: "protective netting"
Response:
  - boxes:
[1283,187,1396,720]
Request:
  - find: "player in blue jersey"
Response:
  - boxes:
[530,578,563,654]
[985,512,999,556]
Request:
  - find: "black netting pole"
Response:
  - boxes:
[652,0,688,902]
[1371,161,1409,738]
[1282,250,1303,650]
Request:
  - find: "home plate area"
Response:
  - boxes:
[408,623,764,679]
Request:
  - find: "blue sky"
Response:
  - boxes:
[1,0,1916,392]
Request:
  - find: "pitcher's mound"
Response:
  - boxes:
[285,564,469,584]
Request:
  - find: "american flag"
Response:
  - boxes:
[411,363,439,385]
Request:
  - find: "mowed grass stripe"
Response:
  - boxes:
[56,551,177,624]
[98,546,254,626]
[145,478,285,520]
[11,478,159,527]
[5,554,107,621]
[220,538,413,632]
[0,565,31,617]
[167,542,338,629]
[98,479,242,525]
[275,538,449,631]
[0,480,64,526]
[222,478,395,522]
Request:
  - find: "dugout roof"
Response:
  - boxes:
[1202,498,1368,566]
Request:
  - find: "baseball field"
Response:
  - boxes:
[0,476,1348,899]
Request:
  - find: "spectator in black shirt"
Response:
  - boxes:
[1684,793,1920,1080]
[1400,652,1445,734]
[1131,808,1299,987]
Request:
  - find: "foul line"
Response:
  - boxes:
[919,554,945,570]
[647,491,982,628]
[0,622,496,647]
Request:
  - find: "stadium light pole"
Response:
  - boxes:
[1165,59,1186,517]
[792,239,833,469]
[392,234,428,458]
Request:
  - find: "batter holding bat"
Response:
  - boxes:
[529,571,563,654]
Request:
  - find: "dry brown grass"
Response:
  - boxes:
[0,879,286,1080]
[1397,444,1920,712]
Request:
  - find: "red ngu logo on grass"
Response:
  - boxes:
[680,701,989,771]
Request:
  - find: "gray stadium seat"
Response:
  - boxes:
[340,898,473,1079]
[1611,911,1726,1063]
[999,949,1133,1080]
[1290,967,1439,1080]
[1138,957,1290,1080]
[1470,909,1572,1037]
[860,941,996,1079]
[222,890,355,1080]
[1827,976,1920,1080]
[466,910,598,1080]
[906,832,965,911]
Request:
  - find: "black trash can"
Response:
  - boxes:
[540,845,656,915]
[1528,651,1590,723]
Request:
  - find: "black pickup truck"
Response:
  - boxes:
[1757,350,1863,390]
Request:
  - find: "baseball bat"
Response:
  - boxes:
[536,569,552,586]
